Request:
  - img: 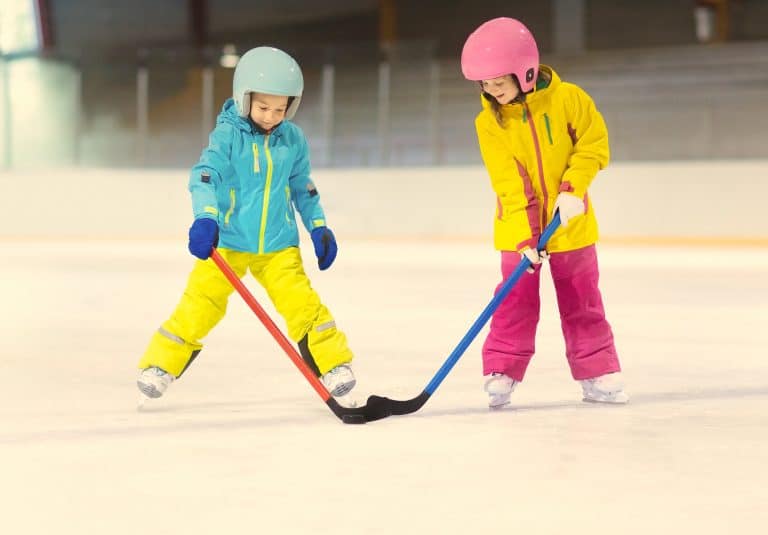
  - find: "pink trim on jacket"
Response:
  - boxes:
[514,157,541,251]
[567,123,578,145]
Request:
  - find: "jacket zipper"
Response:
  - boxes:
[258,134,274,254]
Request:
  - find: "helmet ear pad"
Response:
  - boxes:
[239,92,251,118]
[524,67,535,85]
[285,96,301,119]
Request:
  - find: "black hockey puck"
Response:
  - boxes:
[342,414,367,425]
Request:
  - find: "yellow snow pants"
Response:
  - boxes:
[138,247,353,378]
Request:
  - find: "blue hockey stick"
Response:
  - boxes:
[364,212,562,417]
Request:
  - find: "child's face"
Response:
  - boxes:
[481,76,519,105]
[249,93,289,131]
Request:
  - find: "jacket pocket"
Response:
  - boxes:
[284,186,295,225]
[224,188,236,226]
[543,113,553,145]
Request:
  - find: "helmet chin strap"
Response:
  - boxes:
[510,75,527,103]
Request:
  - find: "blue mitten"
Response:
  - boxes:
[188,218,219,260]
[311,226,337,270]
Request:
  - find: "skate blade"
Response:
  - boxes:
[334,393,359,408]
[582,394,629,404]
[137,393,151,411]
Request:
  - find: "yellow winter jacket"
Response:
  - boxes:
[474,66,609,253]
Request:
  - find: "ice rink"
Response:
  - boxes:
[2,238,767,535]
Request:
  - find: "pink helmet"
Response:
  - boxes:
[461,17,540,93]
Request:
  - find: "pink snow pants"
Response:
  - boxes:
[482,245,621,381]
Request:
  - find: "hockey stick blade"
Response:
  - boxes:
[327,391,431,423]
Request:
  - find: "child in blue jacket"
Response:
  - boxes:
[137,47,356,406]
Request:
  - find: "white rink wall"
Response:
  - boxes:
[1,160,767,243]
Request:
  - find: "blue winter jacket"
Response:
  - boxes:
[189,99,326,254]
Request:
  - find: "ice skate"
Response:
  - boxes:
[484,373,518,409]
[333,391,359,409]
[580,372,629,404]
[321,364,356,398]
[137,366,175,408]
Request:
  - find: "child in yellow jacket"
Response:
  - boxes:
[461,17,628,408]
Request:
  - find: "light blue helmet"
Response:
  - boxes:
[233,47,304,119]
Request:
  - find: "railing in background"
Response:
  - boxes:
[0,56,9,170]
[1,40,767,169]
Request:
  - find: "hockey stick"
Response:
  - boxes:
[210,248,392,424]
[366,212,562,417]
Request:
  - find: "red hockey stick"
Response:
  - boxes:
[210,248,391,424]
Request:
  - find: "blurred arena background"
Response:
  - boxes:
[1,0,767,168]
[0,1,766,242]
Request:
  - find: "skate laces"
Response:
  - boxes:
[137,367,174,399]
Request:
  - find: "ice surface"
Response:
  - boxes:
[1,240,767,534]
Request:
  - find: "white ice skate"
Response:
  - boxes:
[484,373,518,409]
[580,372,629,404]
[333,392,359,409]
[321,364,356,397]
[137,366,175,408]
